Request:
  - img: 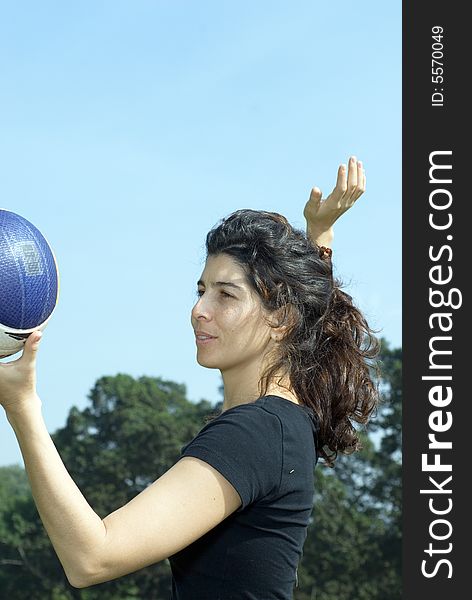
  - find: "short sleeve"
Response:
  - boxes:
[180,404,283,511]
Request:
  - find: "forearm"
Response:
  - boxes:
[7,399,106,587]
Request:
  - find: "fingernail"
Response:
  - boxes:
[358,161,363,168]
[350,156,356,162]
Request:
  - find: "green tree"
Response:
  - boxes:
[0,465,72,599]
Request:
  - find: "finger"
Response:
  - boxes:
[352,161,366,201]
[347,156,358,192]
[21,331,42,363]
[304,187,322,219]
[332,164,347,200]
[309,187,322,205]
[346,156,366,205]
[357,160,365,194]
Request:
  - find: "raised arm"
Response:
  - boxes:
[304,156,366,248]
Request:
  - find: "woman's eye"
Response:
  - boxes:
[196,289,234,299]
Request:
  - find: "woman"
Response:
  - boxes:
[0,156,379,598]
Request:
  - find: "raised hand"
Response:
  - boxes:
[304,156,366,247]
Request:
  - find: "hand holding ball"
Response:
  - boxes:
[0,209,59,358]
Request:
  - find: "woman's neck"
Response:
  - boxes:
[221,365,299,412]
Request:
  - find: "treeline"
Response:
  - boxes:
[0,340,401,599]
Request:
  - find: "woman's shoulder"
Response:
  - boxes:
[255,395,317,422]
[195,395,317,441]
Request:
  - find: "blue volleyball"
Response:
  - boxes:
[0,209,59,357]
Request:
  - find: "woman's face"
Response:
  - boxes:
[191,253,275,372]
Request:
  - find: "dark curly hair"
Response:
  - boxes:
[205,209,380,466]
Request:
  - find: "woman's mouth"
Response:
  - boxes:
[195,332,218,345]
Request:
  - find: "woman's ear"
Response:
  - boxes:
[268,304,296,342]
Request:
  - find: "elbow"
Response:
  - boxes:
[64,561,103,589]
[66,573,90,589]
[67,570,102,589]
[66,560,118,589]
[65,565,96,589]
[70,580,90,590]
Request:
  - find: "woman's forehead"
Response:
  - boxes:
[199,254,248,284]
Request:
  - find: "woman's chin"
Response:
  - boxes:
[196,354,220,369]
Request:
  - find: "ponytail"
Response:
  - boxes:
[303,285,380,466]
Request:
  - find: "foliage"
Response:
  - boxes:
[0,465,72,598]
[0,341,401,599]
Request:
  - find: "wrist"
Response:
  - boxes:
[307,225,334,248]
[5,394,43,427]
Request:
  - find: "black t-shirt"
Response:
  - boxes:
[168,395,318,600]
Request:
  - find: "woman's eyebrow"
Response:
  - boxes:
[197,279,245,290]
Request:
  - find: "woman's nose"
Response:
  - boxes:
[191,296,212,321]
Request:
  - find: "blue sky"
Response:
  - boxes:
[0,1,401,466]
